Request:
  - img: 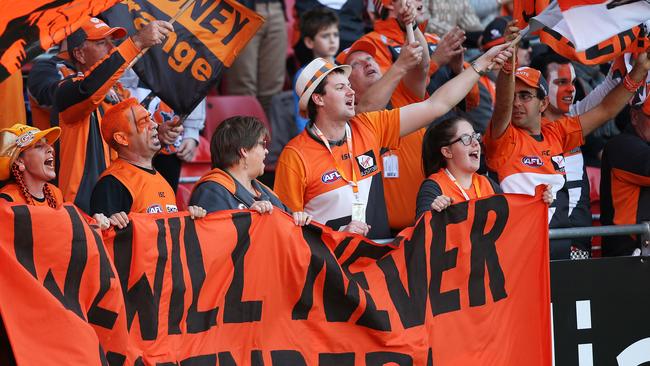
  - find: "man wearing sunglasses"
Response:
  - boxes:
[485,41,650,259]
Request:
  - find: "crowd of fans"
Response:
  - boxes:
[0,0,648,259]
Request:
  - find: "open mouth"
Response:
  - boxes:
[44,157,54,168]
[469,151,480,160]
[345,99,354,107]
[562,96,573,103]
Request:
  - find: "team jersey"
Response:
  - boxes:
[274,109,401,239]
[484,115,584,224]
[600,125,650,256]
[415,170,500,221]
[382,82,425,231]
[94,158,177,214]
[0,183,63,207]
[54,38,140,213]
[190,168,289,214]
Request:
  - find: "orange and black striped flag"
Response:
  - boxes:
[102,0,264,115]
[0,0,120,81]
[514,0,649,65]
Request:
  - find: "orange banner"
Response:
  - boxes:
[0,0,120,81]
[0,193,552,365]
[0,204,133,365]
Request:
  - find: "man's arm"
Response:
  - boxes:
[399,43,512,136]
[356,42,422,113]
[401,28,430,99]
[579,52,650,136]
[488,63,516,138]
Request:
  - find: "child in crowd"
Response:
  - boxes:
[293,8,341,133]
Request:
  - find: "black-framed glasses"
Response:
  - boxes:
[514,91,537,102]
[448,132,481,146]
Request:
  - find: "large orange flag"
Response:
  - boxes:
[0,0,120,81]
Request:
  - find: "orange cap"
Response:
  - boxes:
[67,17,127,50]
[335,40,377,65]
[515,67,548,96]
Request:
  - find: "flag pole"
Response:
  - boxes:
[127,0,197,68]
[402,0,415,44]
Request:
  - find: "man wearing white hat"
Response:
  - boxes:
[275,43,511,238]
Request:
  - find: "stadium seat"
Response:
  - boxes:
[203,95,270,142]
[176,183,192,211]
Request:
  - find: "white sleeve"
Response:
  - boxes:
[569,71,618,117]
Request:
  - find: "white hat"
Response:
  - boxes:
[295,58,351,118]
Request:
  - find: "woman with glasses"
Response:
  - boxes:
[189,116,312,226]
[415,116,502,220]
[416,116,552,220]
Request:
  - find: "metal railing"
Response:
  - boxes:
[374,222,650,255]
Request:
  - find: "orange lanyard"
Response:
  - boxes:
[444,169,481,201]
[312,123,359,195]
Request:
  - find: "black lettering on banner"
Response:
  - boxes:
[134,356,145,366]
[251,350,264,366]
[427,348,433,366]
[122,219,168,339]
[190,0,213,21]
[180,354,217,365]
[224,212,262,323]
[429,204,467,316]
[43,206,88,319]
[168,217,186,335]
[11,206,36,277]
[87,223,119,330]
[366,351,413,366]
[378,218,428,329]
[339,241,392,331]
[112,220,133,319]
[217,352,237,366]
[319,353,355,366]
[200,1,232,34]
[271,350,307,366]
[468,196,508,307]
[292,226,360,323]
[183,217,219,333]
[106,352,126,366]
[222,8,250,45]
[100,344,109,366]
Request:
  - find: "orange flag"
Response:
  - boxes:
[0,0,120,81]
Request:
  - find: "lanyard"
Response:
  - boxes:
[444,169,481,201]
[312,123,359,195]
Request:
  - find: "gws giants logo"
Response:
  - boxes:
[356,150,378,176]
[146,204,164,214]
[522,156,544,167]
[321,170,342,184]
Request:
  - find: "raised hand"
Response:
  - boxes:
[132,20,174,49]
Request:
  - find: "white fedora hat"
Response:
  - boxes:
[295,58,351,118]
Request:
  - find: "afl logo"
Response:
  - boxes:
[146,204,164,214]
[522,156,543,167]
[321,170,342,183]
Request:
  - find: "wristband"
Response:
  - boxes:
[623,73,644,93]
[471,61,488,76]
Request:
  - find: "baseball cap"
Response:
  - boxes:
[295,58,351,118]
[481,16,511,51]
[515,67,548,97]
[335,40,377,65]
[0,124,61,181]
[67,17,127,51]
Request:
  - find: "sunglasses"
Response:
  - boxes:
[448,132,481,146]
